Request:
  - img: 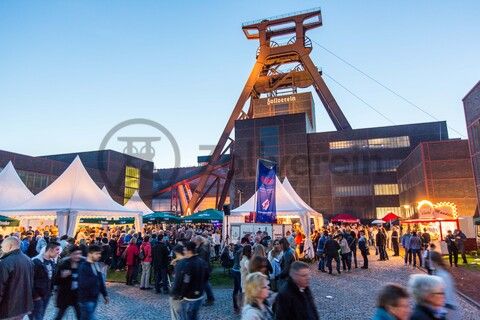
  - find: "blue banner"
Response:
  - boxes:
[255,161,276,223]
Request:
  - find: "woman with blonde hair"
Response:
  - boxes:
[241,272,273,320]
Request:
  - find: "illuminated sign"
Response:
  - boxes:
[267,96,296,105]
[417,200,458,219]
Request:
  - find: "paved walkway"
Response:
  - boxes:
[44,255,479,319]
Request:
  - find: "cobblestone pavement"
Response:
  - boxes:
[44,255,479,320]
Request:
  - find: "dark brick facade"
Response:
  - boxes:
[397,140,477,218]
[232,112,448,220]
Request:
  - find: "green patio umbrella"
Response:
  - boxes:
[182,209,224,223]
[78,217,135,225]
[0,215,20,227]
[143,212,181,224]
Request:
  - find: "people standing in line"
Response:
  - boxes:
[0,236,34,320]
[454,229,468,265]
[430,251,460,320]
[78,245,109,320]
[358,230,369,269]
[371,283,410,320]
[152,234,170,294]
[124,238,139,285]
[139,235,153,290]
[391,227,400,256]
[267,239,283,292]
[31,241,61,320]
[338,233,352,272]
[277,237,296,289]
[409,231,422,268]
[316,231,328,273]
[324,234,341,275]
[54,246,84,320]
[241,272,273,320]
[170,241,210,320]
[408,274,447,320]
[401,230,412,266]
[273,261,319,320]
[444,231,458,267]
[195,235,215,306]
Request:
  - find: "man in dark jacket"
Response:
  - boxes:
[274,261,319,320]
[54,246,84,320]
[454,229,468,264]
[358,231,369,269]
[170,241,209,320]
[324,235,341,275]
[0,236,34,320]
[391,227,400,256]
[195,235,215,305]
[78,245,109,320]
[152,236,170,294]
[31,241,61,320]
[278,237,296,289]
[445,230,458,267]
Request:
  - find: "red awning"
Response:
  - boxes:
[331,213,360,223]
[382,212,400,222]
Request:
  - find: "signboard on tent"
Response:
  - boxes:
[255,160,277,223]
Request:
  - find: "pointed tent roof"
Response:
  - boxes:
[0,156,140,216]
[124,190,154,215]
[0,161,34,209]
[102,186,113,200]
[232,176,304,215]
[282,177,322,217]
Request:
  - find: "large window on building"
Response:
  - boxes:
[374,184,399,195]
[334,185,372,197]
[376,207,401,219]
[16,170,51,190]
[330,136,410,151]
[259,126,279,160]
[124,166,140,204]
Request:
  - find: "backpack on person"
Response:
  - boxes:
[139,247,145,260]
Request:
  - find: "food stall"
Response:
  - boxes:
[400,200,459,254]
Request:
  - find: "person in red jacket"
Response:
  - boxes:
[139,236,153,290]
[124,238,139,286]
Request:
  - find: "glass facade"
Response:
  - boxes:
[374,184,399,195]
[334,185,372,197]
[259,126,279,160]
[124,166,140,204]
[330,136,410,151]
[375,207,401,219]
[332,159,402,174]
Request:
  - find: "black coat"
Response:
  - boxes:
[77,261,108,302]
[324,238,340,257]
[0,249,34,318]
[54,257,83,308]
[279,248,296,280]
[32,255,56,299]
[410,304,445,320]
[152,242,170,269]
[273,278,319,320]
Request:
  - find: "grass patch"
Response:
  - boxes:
[442,254,480,271]
[106,261,233,288]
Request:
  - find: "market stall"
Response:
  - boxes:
[182,209,223,224]
[0,156,143,236]
[330,213,360,224]
[143,212,181,224]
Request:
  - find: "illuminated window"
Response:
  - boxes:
[375,207,401,219]
[330,136,410,150]
[334,185,372,197]
[124,166,140,204]
[374,184,399,195]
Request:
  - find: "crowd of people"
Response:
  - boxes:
[0,222,470,320]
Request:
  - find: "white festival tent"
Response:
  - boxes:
[124,190,154,215]
[0,161,34,209]
[0,156,142,236]
[230,176,323,258]
[102,186,114,200]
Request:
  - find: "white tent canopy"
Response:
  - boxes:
[230,176,323,258]
[102,186,114,200]
[0,161,34,209]
[1,156,142,236]
[124,190,154,215]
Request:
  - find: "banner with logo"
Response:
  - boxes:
[255,160,277,223]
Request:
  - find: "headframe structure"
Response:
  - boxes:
[185,8,351,214]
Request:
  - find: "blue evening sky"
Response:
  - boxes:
[1,1,479,168]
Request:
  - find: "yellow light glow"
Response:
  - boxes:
[417,200,434,210]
